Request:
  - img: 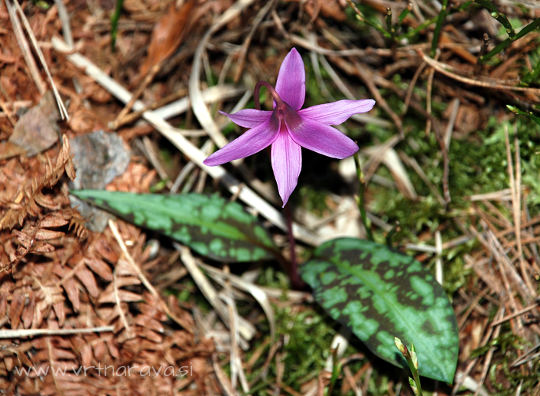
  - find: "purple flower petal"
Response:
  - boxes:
[204,120,279,166]
[271,128,302,207]
[288,118,359,159]
[299,99,376,125]
[275,48,305,110]
[219,109,272,128]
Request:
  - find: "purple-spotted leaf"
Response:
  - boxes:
[71,190,277,262]
[300,238,458,383]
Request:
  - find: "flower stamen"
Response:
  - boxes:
[254,80,302,130]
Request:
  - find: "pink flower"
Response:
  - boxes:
[204,48,375,207]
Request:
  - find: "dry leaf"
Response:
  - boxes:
[139,0,197,76]
[8,91,59,158]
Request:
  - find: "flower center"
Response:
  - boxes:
[254,81,302,130]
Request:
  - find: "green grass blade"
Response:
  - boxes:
[507,105,540,126]
[474,0,516,37]
[480,18,540,64]
[431,0,449,57]
[110,0,124,51]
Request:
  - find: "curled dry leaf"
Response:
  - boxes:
[139,0,197,76]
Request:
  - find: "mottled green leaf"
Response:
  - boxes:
[300,238,458,383]
[71,190,277,262]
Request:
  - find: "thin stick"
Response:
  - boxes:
[112,85,243,129]
[402,60,426,116]
[223,265,250,393]
[435,230,443,285]
[110,88,187,129]
[54,0,73,47]
[212,353,238,396]
[5,0,47,94]
[421,52,540,95]
[108,219,193,331]
[189,0,256,148]
[233,0,276,82]
[113,62,162,127]
[490,302,539,327]
[424,51,438,136]
[113,264,134,338]
[474,308,505,396]
[505,127,535,295]
[14,0,69,120]
[177,244,255,341]
[0,326,113,338]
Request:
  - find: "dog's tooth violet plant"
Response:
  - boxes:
[73,48,458,386]
[203,48,375,206]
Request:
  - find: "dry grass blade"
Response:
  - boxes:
[13,0,68,120]
[421,52,540,96]
[177,244,256,341]
[329,55,403,133]
[474,308,505,395]
[189,0,256,149]
[5,0,46,94]
[108,220,192,331]
[223,277,250,393]
[54,0,73,47]
[0,326,113,338]
[151,85,245,121]
[113,263,134,338]
[363,136,410,191]
[504,126,535,296]
[233,0,276,82]
[200,263,276,340]
[213,353,238,396]
[435,230,443,285]
[491,302,539,327]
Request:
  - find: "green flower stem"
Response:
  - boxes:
[395,337,423,396]
[326,346,341,396]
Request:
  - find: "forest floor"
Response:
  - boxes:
[0,0,538,395]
